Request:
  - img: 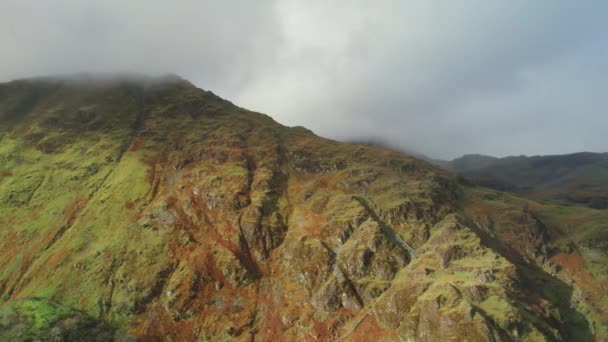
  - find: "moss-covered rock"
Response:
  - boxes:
[0,298,131,341]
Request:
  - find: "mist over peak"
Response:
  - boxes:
[1,1,607,158]
[7,72,189,88]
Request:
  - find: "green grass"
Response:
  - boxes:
[0,298,125,340]
[477,295,515,328]
[4,298,73,331]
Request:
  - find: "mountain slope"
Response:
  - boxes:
[444,153,608,209]
[0,75,605,341]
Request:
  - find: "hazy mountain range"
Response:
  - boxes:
[440,153,608,209]
[354,139,608,210]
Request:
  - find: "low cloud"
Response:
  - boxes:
[1,0,607,159]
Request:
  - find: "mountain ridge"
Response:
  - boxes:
[0,75,606,341]
[440,152,608,209]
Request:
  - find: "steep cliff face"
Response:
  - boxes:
[0,75,605,341]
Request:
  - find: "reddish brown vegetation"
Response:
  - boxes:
[555,216,587,228]
[347,314,397,342]
[552,251,586,271]
[1,170,13,177]
[525,201,543,215]
[309,308,354,340]
[203,252,226,284]
[298,208,326,238]
[254,287,290,341]
[465,201,500,219]
[128,138,143,152]
[550,250,607,318]
[63,199,88,225]
[551,251,600,290]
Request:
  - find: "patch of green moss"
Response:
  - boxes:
[5,298,73,331]
[0,298,126,341]
[477,295,515,329]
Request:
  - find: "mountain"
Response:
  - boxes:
[442,153,608,209]
[0,75,606,341]
[345,138,434,162]
[447,154,500,172]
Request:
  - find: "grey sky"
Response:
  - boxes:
[1,1,606,159]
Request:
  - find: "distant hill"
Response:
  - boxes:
[442,152,608,208]
[447,154,499,172]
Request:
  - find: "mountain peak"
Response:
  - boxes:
[0,78,605,340]
[5,72,194,91]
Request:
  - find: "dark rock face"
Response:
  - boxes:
[466,285,489,302]
[440,245,466,267]
[471,269,496,283]
[0,76,603,341]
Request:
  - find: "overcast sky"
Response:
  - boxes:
[1,1,607,159]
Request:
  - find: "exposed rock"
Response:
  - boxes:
[470,269,496,283]
[466,285,489,302]
[440,244,466,267]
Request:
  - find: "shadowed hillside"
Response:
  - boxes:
[443,153,608,209]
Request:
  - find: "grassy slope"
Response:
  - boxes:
[0,76,605,341]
